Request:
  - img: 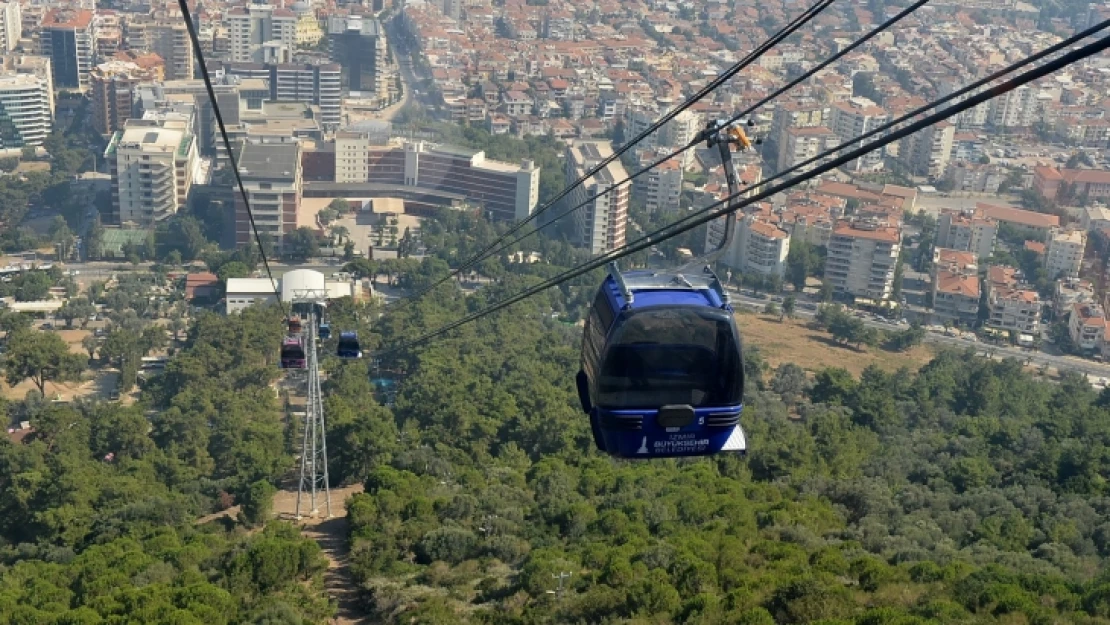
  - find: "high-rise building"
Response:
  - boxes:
[824,217,902,301]
[0,3,22,52]
[658,108,700,169]
[90,58,162,135]
[225,61,341,129]
[227,4,296,64]
[0,72,53,147]
[565,140,629,255]
[104,118,198,226]
[830,97,889,172]
[636,156,683,213]
[328,15,392,104]
[39,9,97,90]
[0,54,53,128]
[127,18,194,81]
[233,141,302,250]
[989,84,1035,128]
[901,121,954,179]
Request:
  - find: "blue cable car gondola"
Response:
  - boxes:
[280,336,306,369]
[575,120,756,460]
[576,265,746,459]
[337,331,363,360]
[318,323,332,340]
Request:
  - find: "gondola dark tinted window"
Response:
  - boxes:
[597,308,742,409]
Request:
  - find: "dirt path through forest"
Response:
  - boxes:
[274,484,367,624]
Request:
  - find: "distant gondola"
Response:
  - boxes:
[337,331,363,360]
[318,322,332,340]
[288,316,303,335]
[280,336,306,369]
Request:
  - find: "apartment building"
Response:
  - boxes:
[0,72,52,147]
[1069,303,1106,351]
[40,9,97,90]
[233,141,301,250]
[565,140,628,255]
[778,126,836,172]
[824,217,902,300]
[0,3,21,52]
[658,108,700,169]
[1055,278,1096,316]
[932,248,978,276]
[334,130,370,184]
[936,209,997,260]
[932,270,980,326]
[104,118,198,226]
[987,287,1042,336]
[901,121,954,179]
[719,214,791,278]
[227,4,296,64]
[330,138,540,222]
[781,203,835,247]
[989,84,1035,128]
[950,162,1003,194]
[637,157,682,213]
[1045,229,1086,279]
[1082,205,1110,232]
[292,2,323,47]
[831,97,889,172]
[90,59,161,135]
[124,17,193,81]
[770,100,830,163]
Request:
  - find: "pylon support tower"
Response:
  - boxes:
[292,291,333,520]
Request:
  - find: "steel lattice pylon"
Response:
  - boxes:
[293,295,332,520]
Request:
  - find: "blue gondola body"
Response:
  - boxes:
[318,323,332,340]
[337,331,363,360]
[577,268,747,459]
[280,336,306,369]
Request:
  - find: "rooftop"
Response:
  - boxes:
[238,142,300,180]
[978,202,1060,229]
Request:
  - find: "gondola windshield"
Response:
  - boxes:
[597,307,742,409]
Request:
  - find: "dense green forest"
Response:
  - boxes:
[332,254,1110,624]
[0,307,334,624]
[7,208,1110,624]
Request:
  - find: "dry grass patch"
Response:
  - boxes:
[735,313,936,376]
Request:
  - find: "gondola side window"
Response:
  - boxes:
[597,308,743,409]
[582,289,614,384]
